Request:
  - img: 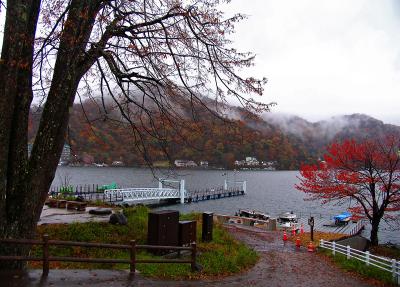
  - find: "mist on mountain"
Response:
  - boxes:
[28,98,400,169]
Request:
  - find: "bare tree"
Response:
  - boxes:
[0,0,270,268]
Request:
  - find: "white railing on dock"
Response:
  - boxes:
[104,179,187,204]
[104,187,180,201]
[320,239,400,285]
[349,220,365,236]
[104,178,246,204]
[224,180,246,193]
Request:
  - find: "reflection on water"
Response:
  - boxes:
[53,167,400,244]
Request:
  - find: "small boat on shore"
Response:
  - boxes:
[333,211,351,226]
[277,211,298,228]
[236,209,270,221]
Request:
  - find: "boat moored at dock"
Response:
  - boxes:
[277,211,298,229]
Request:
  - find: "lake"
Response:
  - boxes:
[53,167,400,244]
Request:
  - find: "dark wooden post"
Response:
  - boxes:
[130,240,136,276]
[202,212,213,242]
[42,234,50,276]
[191,242,197,272]
[308,217,314,241]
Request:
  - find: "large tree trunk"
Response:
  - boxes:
[369,216,381,246]
[0,0,41,269]
[0,0,101,270]
[28,0,102,225]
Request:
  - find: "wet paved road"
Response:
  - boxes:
[0,225,379,287]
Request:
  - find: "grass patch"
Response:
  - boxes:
[319,249,397,286]
[31,207,258,279]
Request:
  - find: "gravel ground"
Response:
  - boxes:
[0,224,380,287]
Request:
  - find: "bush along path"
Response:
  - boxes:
[0,223,384,287]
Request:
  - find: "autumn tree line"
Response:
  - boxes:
[29,100,314,169]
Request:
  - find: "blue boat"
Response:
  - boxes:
[333,212,351,225]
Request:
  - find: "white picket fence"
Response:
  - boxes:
[320,239,400,285]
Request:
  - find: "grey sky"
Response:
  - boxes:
[221,0,400,124]
[1,1,399,124]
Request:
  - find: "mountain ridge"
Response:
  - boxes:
[260,112,400,151]
[28,100,400,169]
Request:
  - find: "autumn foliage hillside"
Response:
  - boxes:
[28,100,315,169]
[28,100,400,169]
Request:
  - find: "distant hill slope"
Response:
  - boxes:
[262,113,400,155]
[28,100,400,169]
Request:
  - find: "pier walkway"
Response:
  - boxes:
[50,179,246,205]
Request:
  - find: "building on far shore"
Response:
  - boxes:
[245,157,259,166]
[235,156,259,167]
[174,159,198,167]
[261,160,277,170]
[200,161,209,167]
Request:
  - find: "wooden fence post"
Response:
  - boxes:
[347,245,350,259]
[392,259,396,281]
[366,251,370,266]
[332,241,336,256]
[130,240,136,276]
[397,261,400,285]
[191,242,197,272]
[42,234,49,276]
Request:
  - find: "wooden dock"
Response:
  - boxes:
[49,184,245,205]
[186,188,245,203]
[297,217,366,236]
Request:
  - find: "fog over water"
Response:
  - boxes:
[54,167,400,244]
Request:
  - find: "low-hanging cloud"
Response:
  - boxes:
[222,0,400,125]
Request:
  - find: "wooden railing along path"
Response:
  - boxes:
[0,234,197,276]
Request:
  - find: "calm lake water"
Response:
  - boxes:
[53,167,400,244]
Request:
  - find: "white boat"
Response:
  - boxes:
[277,211,298,228]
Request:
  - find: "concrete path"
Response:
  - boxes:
[0,225,379,287]
[38,206,120,225]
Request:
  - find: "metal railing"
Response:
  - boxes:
[224,180,246,193]
[320,239,400,285]
[0,234,197,277]
[104,187,180,201]
[349,220,365,236]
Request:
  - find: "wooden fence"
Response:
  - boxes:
[0,234,197,276]
[320,239,400,285]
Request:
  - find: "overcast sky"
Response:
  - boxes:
[221,0,400,124]
[1,1,399,124]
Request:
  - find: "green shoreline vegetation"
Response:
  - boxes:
[32,206,259,279]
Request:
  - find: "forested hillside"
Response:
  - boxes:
[28,100,399,170]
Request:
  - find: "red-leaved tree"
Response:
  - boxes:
[296,136,400,245]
